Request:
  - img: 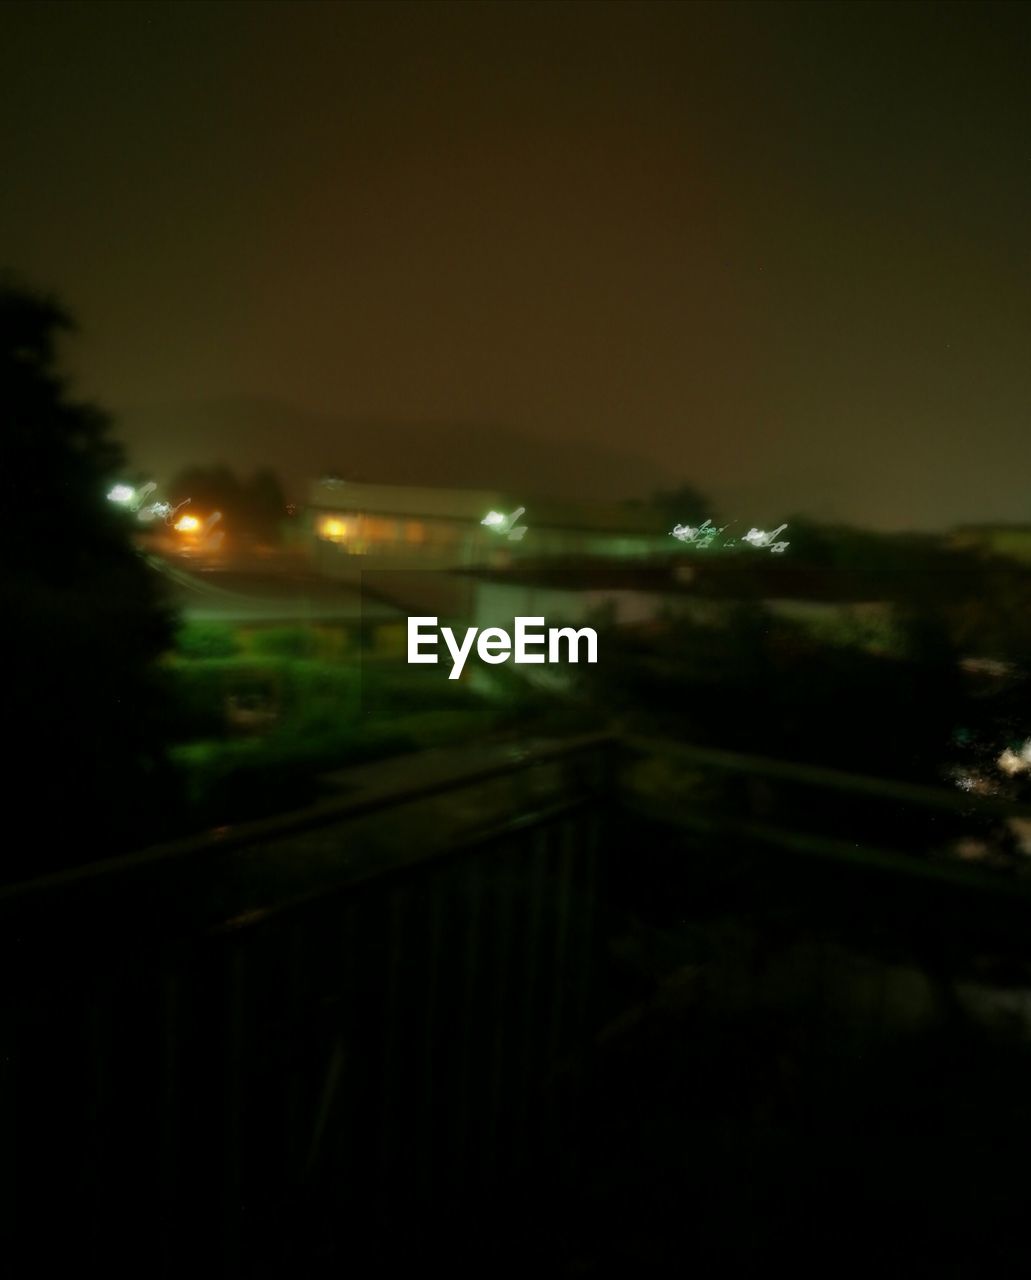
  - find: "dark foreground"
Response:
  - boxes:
[4,735,1031,1278]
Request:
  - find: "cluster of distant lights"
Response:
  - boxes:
[107,483,218,538]
[481,507,528,542]
[952,740,1031,797]
[670,519,789,554]
[115,476,1028,803]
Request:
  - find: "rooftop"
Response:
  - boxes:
[309,477,670,535]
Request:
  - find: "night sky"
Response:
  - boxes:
[4,0,1030,527]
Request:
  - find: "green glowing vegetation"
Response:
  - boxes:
[162,621,542,831]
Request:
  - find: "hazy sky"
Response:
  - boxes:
[4,0,1030,527]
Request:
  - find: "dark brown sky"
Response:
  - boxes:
[4,0,1030,527]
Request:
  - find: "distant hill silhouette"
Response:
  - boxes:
[115,397,666,504]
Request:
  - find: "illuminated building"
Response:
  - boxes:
[307,478,671,577]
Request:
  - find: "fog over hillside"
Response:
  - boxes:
[115,397,668,505]
[115,397,961,532]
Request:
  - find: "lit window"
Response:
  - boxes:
[319,516,349,542]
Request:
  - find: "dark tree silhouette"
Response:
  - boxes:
[2,279,176,876]
[645,482,713,529]
[168,463,286,545]
[168,462,242,521]
[244,467,287,544]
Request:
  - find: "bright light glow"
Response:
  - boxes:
[138,500,174,523]
[175,514,202,533]
[319,517,349,542]
[952,768,998,796]
[672,520,789,553]
[671,519,721,546]
[107,484,135,504]
[998,748,1028,777]
[743,523,788,548]
[481,507,528,541]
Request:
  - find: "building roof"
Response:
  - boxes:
[310,478,501,521]
[308,478,670,535]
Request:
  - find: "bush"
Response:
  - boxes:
[175,621,240,659]
[359,661,485,716]
[248,627,317,659]
[163,657,234,739]
[165,656,365,739]
[388,707,499,747]
[277,660,362,719]
[169,721,416,827]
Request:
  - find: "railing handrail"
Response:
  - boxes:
[0,731,616,910]
[5,728,1029,922]
[624,733,1031,822]
[208,791,596,936]
[628,793,1031,906]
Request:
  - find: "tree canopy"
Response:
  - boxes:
[2,278,177,875]
[167,463,287,545]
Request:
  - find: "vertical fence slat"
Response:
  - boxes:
[158,963,180,1276]
[416,877,445,1200]
[0,738,615,1274]
[222,938,247,1277]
